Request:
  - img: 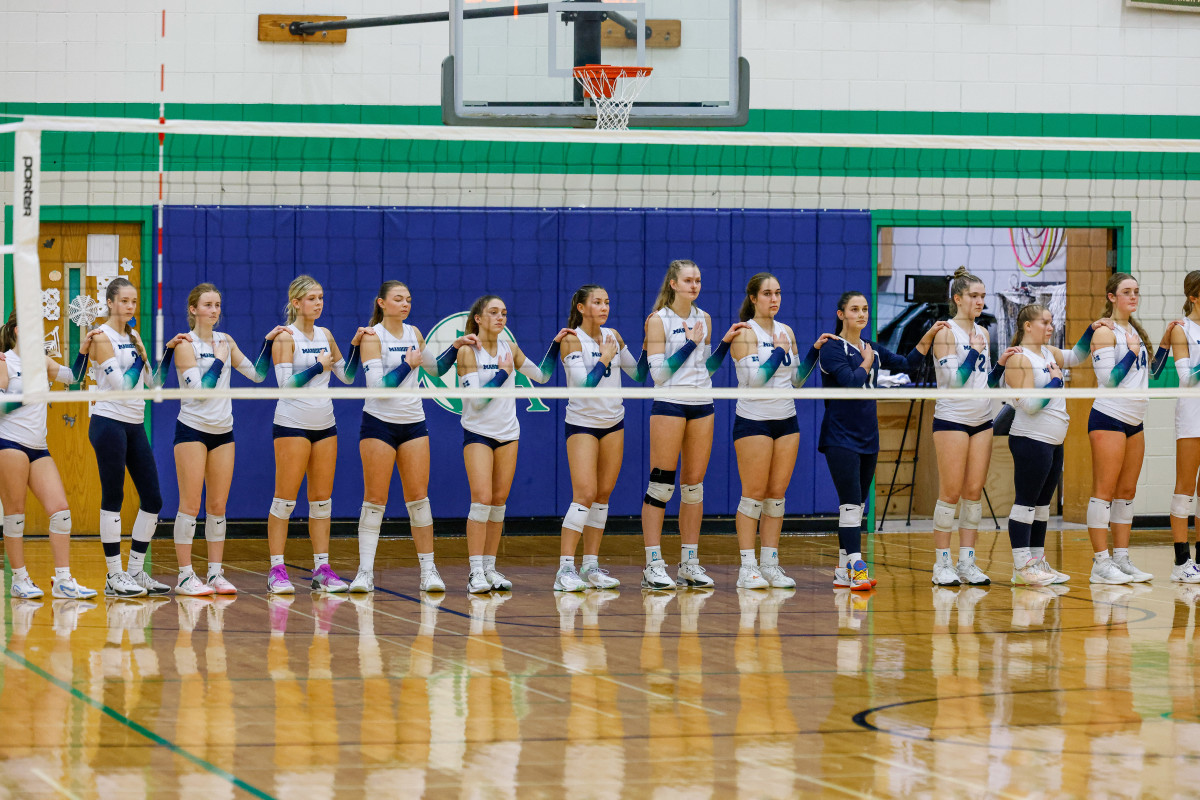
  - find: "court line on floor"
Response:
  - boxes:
[1,646,277,800]
[792,772,879,798]
[227,563,724,716]
[858,753,1025,799]
[31,768,80,800]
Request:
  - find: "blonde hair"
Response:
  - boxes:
[285,275,321,325]
[949,266,983,313]
[1011,303,1048,347]
[186,283,221,329]
[1103,272,1150,346]
[653,260,698,312]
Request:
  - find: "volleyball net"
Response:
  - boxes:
[5,113,1198,408]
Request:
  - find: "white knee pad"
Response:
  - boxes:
[838,504,863,528]
[99,510,122,544]
[3,514,24,539]
[309,499,332,520]
[680,483,703,505]
[644,479,676,508]
[173,513,198,545]
[961,499,982,529]
[48,510,71,537]
[933,500,957,533]
[586,502,609,529]
[737,496,763,519]
[468,502,491,523]
[405,497,433,528]
[1110,498,1135,526]
[562,502,590,533]
[205,515,227,543]
[1034,505,1051,523]
[269,497,296,520]
[489,504,506,523]
[359,501,385,533]
[1171,493,1196,520]
[1087,497,1111,529]
[1009,504,1036,525]
[763,498,785,518]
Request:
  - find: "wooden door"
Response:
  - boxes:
[28,223,145,535]
[1062,228,1113,523]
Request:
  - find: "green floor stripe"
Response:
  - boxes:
[1,646,277,800]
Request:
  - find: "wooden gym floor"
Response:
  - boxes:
[0,528,1195,799]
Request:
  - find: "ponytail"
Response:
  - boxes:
[653,260,697,312]
[1184,270,1200,316]
[284,274,321,325]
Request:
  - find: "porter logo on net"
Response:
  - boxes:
[22,156,34,217]
[420,311,549,416]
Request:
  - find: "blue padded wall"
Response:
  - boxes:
[157,206,871,522]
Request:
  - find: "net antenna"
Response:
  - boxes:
[572,64,653,131]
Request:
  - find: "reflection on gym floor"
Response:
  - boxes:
[0,532,1197,798]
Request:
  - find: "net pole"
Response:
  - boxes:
[155,8,166,355]
[12,126,48,396]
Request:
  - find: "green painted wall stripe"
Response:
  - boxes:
[8,102,1200,139]
[1,645,277,800]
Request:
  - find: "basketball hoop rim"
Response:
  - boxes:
[572,64,653,99]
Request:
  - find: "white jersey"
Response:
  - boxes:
[273,324,336,431]
[363,322,424,425]
[461,341,519,441]
[933,321,995,426]
[1092,322,1149,426]
[656,305,711,405]
[0,351,49,450]
[735,319,797,422]
[1008,345,1069,446]
[564,327,625,428]
[178,331,233,434]
[92,323,146,425]
[1176,318,1200,439]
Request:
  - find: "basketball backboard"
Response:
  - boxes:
[443,0,746,127]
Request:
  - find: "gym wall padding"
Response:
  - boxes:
[156,206,871,522]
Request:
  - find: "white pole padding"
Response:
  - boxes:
[12,128,48,396]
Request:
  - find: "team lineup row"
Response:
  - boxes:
[2,262,1200,599]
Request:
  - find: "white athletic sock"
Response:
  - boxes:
[1094,549,1111,561]
[847,552,862,568]
[936,548,951,564]
[1031,547,1045,560]
[645,546,662,565]
[582,554,599,569]
[739,549,756,566]
[760,546,779,566]
[1013,547,1031,566]
[681,543,698,564]
[208,562,222,578]
[559,556,574,570]
[1114,547,1129,559]
[469,555,484,573]
[54,567,70,581]
[127,549,147,575]
[179,565,195,580]
[417,552,435,571]
[13,566,28,581]
[106,555,124,574]
[314,553,329,569]
[270,554,285,568]
[959,546,975,564]
[482,555,497,572]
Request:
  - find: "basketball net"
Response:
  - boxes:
[572,65,653,131]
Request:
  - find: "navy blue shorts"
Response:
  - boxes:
[565,420,625,440]
[1088,408,1144,437]
[651,401,715,421]
[932,418,993,436]
[360,412,428,448]
[732,414,800,442]
[463,430,515,450]
[173,421,234,450]
[0,437,50,462]
[272,424,337,443]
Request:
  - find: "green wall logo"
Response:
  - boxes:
[419,311,550,415]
